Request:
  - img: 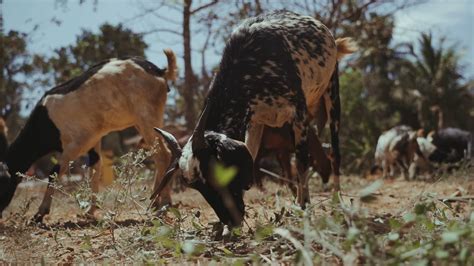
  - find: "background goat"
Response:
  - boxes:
[152,11,353,226]
[0,50,177,222]
[427,127,472,163]
[373,125,427,179]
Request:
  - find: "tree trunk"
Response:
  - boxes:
[417,100,426,129]
[0,0,5,107]
[183,0,198,129]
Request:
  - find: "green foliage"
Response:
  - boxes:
[213,162,237,187]
[46,23,148,84]
[339,68,397,172]
[338,30,473,173]
[396,32,474,131]
[1,30,49,135]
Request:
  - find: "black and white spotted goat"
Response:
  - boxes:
[0,50,177,221]
[152,11,354,226]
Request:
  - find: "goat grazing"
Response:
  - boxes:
[427,127,472,163]
[152,11,353,226]
[374,125,427,179]
[0,50,177,222]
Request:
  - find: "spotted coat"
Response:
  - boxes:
[205,11,337,139]
[173,11,343,225]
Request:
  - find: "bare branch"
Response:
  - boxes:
[140,28,182,36]
[151,12,181,25]
[199,22,213,78]
[191,0,219,15]
[123,1,165,24]
[162,1,184,13]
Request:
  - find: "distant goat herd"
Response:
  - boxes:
[0,11,471,228]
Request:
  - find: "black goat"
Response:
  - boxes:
[427,127,472,163]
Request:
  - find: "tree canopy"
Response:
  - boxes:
[2,1,473,172]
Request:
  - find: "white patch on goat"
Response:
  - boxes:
[248,20,273,32]
[93,59,127,79]
[374,130,399,163]
[262,65,277,77]
[41,94,65,106]
[179,138,203,183]
[417,137,437,158]
[214,132,228,143]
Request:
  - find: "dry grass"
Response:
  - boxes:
[0,151,472,264]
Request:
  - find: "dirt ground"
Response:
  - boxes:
[0,171,473,264]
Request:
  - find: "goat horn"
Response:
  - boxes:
[192,99,212,151]
[154,127,182,158]
[150,127,182,200]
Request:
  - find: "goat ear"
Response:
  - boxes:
[192,100,211,151]
[225,138,254,190]
[238,141,254,190]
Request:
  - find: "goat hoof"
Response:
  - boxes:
[31,213,45,224]
[211,222,225,241]
[322,183,330,192]
[151,196,172,210]
[154,203,171,217]
[85,208,102,220]
[297,198,310,209]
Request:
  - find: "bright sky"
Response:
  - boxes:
[394,0,474,78]
[3,0,474,79]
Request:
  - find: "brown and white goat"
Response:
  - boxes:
[152,11,353,226]
[374,125,426,179]
[0,50,177,221]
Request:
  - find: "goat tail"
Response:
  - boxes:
[335,37,357,60]
[163,49,178,81]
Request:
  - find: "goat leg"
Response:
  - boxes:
[33,164,60,223]
[293,117,311,208]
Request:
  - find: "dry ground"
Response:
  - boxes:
[0,169,473,264]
